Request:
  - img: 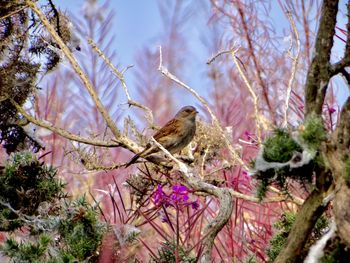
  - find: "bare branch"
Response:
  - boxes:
[282,11,301,128]
[26,1,117,136]
[0,5,27,21]
[230,48,264,143]
[88,38,154,125]
[11,100,119,148]
[158,46,248,170]
[206,49,232,65]
[304,0,339,116]
[26,0,143,155]
[330,3,350,75]
[340,68,350,90]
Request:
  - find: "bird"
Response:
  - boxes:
[125,106,198,167]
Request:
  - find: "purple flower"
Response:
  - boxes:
[191,200,199,210]
[161,216,170,223]
[329,107,336,114]
[171,185,189,204]
[154,185,167,206]
[154,184,200,214]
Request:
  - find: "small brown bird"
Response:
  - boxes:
[125,106,198,167]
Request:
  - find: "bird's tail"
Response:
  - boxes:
[125,153,141,168]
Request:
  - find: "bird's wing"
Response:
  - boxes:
[153,118,182,143]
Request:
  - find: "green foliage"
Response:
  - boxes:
[256,177,269,201]
[151,240,196,263]
[267,213,296,262]
[343,154,350,182]
[244,255,258,263]
[267,212,329,262]
[255,128,316,200]
[0,234,52,262]
[57,196,106,261]
[320,238,350,262]
[313,215,329,238]
[263,129,303,163]
[300,114,326,151]
[0,151,65,231]
[255,164,313,200]
[0,153,105,262]
[0,196,106,262]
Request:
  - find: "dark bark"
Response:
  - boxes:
[304,0,339,116]
[274,170,332,263]
[275,0,350,262]
[326,98,350,247]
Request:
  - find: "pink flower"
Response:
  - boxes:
[171,185,189,204]
[328,107,336,114]
[154,185,168,206]
[191,200,199,210]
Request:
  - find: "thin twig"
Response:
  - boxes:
[150,137,191,176]
[230,48,263,144]
[88,39,130,99]
[88,38,154,125]
[48,0,61,37]
[158,46,248,170]
[11,100,119,148]
[0,5,27,21]
[26,1,143,154]
[282,11,301,128]
[207,50,232,65]
[207,46,265,143]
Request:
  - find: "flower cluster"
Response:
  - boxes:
[153,184,199,210]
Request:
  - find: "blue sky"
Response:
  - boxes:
[54,0,162,66]
[46,0,350,113]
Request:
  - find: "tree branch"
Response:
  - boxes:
[276,1,341,261]
[330,3,350,75]
[326,98,350,247]
[304,0,339,116]
[88,39,155,126]
[11,100,119,148]
[26,0,143,155]
[283,11,301,128]
[275,170,333,263]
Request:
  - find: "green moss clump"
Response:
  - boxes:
[300,114,326,150]
[263,129,303,163]
[343,154,350,182]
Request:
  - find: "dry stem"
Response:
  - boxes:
[230,48,263,144]
[26,0,142,154]
[12,100,118,147]
[88,39,154,126]
[282,11,301,127]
